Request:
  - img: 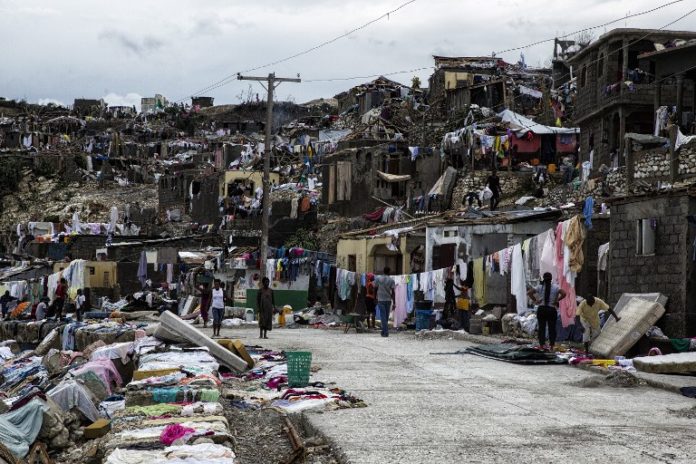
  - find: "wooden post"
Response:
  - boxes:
[669,124,679,183]
[626,137,634,191]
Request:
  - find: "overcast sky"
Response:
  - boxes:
[2,0,695,110]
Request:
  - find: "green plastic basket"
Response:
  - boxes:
[286,351,312,387]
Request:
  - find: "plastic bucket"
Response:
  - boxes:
[414,300,433,311]
[416,309,434,331]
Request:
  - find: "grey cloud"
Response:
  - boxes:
[367,37,397,48]
[98,29,163,56]
[190,17,253,37]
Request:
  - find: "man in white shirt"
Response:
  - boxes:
[210,279,226,337]
[75,289,86,322]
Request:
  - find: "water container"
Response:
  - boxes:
[414,300,433,311]
[416,309,434,331]
[245,308,255,323]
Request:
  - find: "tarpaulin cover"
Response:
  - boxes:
[105,443,235,464]
[624,132,669,145]
[498,109,579,136]
[466,343,565,364]
[0,398,48,458]
[377,171,411,182]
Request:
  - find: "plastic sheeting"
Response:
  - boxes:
[376,170,411,182]
[48,380,100,422]
[498,109,579,136]
[105,443,236,464]
[0,398,48,458]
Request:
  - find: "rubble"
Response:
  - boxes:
[0,306,361,463]
[572,370,644,388]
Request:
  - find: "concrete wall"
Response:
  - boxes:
[425,220,558,306]
[190,173,221,225]
[608,194,692,337]
[336,234,422,275]
[221,171,280,197]
[53,261,117,288]
[322,147,442,217]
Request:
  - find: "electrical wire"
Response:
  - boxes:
[303,2,696,110]
[304,66,433,83]
[494,0,688,55]
[177,0,419,102]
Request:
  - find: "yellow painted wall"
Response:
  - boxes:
[444,71,472,90]
[221,171,281,197]
[337,236,412,275]
[53,261,118,288]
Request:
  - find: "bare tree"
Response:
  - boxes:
[577,30,595,49]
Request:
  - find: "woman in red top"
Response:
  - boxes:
[365,274,376,329]
[54,278,67,320]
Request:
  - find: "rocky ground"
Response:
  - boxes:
[224,400,341,464]
[0,168,157,231]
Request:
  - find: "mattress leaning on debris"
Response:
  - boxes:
[591,297,666,359]
[633,352,696,374]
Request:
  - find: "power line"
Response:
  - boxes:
[494,0,687,55]
[177,0,419,102]
[304,66,433,83]
[305,3,695,104]
[548,5,696,89]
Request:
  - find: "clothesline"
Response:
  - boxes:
[469,213,587,327]
[332,266,452,283]
[333,266,454,329]
[331,211,589,329]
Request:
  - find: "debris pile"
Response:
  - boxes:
[0,310,363,463]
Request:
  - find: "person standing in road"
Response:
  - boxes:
[75,289,86,322]
[0,291,18,320]
[257,277,275,339]
[54,278,68,320]
[443,273,465,321]
[365,273,376,329]
[527,272,566,350]
[210,280,226,337]
[374,267,395,338]
[576,294,620,353]
[197,282,212,328]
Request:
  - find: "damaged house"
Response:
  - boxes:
[607,188,696,337]
[569,28,696,170]
[321,142,442,217]
[429,56,509,116]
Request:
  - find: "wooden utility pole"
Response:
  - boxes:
[237,73,300,277]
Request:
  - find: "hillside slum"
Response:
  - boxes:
[2,29,696,461]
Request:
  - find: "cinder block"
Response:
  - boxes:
[84,419,111,439]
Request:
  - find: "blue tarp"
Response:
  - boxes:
[0,398,48,457]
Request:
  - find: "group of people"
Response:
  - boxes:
[195,279,230,337]
[358,266,618,352]
[363,267,396,338]
[462,170,504,212]
[0,277,89,322]
[195,276,276,340]
[528,272,620,352]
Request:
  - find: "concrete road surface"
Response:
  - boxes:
[217,327,696,464]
